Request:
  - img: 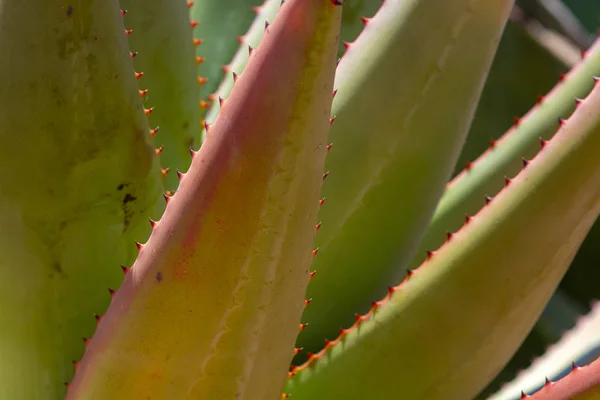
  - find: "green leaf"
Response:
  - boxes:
[201,0,281,141]
[66,1,341,398]
[409,38,600,273]
[286,77,600,400]
[190,0,263,98]
[296,0,515,358]
[0,1,164,398]
[490,301,600,399]
[453,21,569,180]
[120,0,201,191]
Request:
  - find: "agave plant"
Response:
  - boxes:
[1,0,600,399]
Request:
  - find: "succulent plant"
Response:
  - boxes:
[1,0,599,399]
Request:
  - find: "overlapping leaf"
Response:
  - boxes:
[66,1,341,398]
[0,1,164,398]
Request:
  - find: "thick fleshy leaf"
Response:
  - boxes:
[201,0,381,142]
[453,21,569,180]
[120,0,201,191]
[190,0,263,98]
[296,0,515,357]
[67,1,341,398]
[524,358,600,400]
[0,1,164,398]
[480,288,588,398]
[334,0,382,57]
[201,0,281,137]
[490,302,600,400]
[409,38,600,272]
[286,77,600,399]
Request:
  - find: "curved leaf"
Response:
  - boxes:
[286,77,600,400]
[67,1,341,398]
[0,1,164,398]
[296,0,515,357]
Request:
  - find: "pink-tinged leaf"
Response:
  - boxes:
[67,1,341,399]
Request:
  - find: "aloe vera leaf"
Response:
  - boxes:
[66,1,341,398]
[0,1,164,399]
[295,0,515,357]
[454,21,568,179]
[335,0,382,57]
[120,0,201,191]
[286,78,600,399]
[560,216,600,306]
[524,358,600,399]
[190,0,263,98]
[489,302,600,399]
[409,37,600,273]
[478,288,588,399]
[201,0,380,140]
[201,0,281,137]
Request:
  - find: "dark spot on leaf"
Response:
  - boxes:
[66,5,73,17]
[123,193,136,205]
[53,262,63,273]
[155,272,163,282]
[122,192,137,229]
